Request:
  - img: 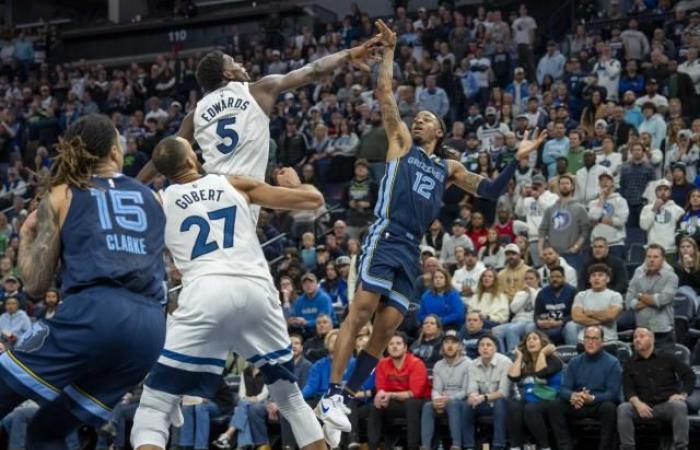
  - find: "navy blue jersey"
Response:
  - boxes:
[374,144,448,240]
[59,175,166,299]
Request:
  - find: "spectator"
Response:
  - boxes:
[451,247,486,305]
[638,101,668,150]
[538,245,577,287]
[587,172,629,259]
[458,312,491,359]
[593,45,622,102]
[566,129,586,174]
[515,174,558,267]
[368,332,429,450]
[476,107,510,151]
[511,5,537,80]
[542,122,570,178]
[636,78,670,115]
[278,118,309,168]
[670,162,694,207]
[567,263,624,345]
[560,325,621,450]
[303,314,334,363]
[414,256,441,304]
[538,175,590,272]
[440,219,475,266]
[621,18,651,61]
[477,227,506,270]
[466,211,488,252]
[179,378,234,450]
[619,142,655,228]
[679,188,700,243]
[579,237,629,294]
[674,236,700,293]
[422,219,448,255]
[536,41,565,85]
[534,266,576,344]
[618,327,696,450]
[506,67,529,113]
[575,150,610,204]
[640,179,684,258]
[320,261,347,308]
[464,335,511,450]
[667,132,700,185]
[33,287,59,320]
[288,272,336,336]
[420,329,469,450]
[417,75,449,119]
[580,92,606,136]
[619,59,646,97]
[626,245,679,349]
[0,296,30,349]
[418,268,464,329]
[470,269,509,329]
[410,315,444,372]
[493,268,540,353]
[344,159,378,239]
[497,243,531,302]
[302,330,355,400]
[507,331,569,450]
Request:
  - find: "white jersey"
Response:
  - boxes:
[194,81,270,180]
[161,174,272,285]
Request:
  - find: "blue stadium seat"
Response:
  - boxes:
[626,228,647,247]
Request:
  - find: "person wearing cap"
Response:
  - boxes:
[575,150,611,204]
[0,295,30,350]
[452,247,486,305]
[497,243,532,302]
[592,44,622,102]
[538,246,578,288]
[542,122,570,178]
[536,40,565,85]
[515,173,558,267]
[636,77,669,117]
[440,219,475,267]
[2,275,23,303]
[538,174,591,273]
[670,161,695,207]
[587,171,629,259]
[640,179,685,259]
[506,67,529,113]
[476,106,510,150]
[289,273,337,337]
[420,328,469,450]
[461,132,482,171]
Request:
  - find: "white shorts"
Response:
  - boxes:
[144,274,293,396]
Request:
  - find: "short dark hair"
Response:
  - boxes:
[289,332,304,343]
[152,136,189,179]
[392,331,409,346]
[196,50,226,92]
[549,266,565,277]
[588,263,611,277]
[584,325,605,340]
[477,334,499,348]
[647,243,666,256]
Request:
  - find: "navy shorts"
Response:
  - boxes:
[358,225,420,314]
[0,286,165,426]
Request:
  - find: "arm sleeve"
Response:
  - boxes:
[674,357,697,395]
[534,291,546,319]
[622,361,636,400]
[639,205,654,231]
[612,198,629,228]
[534,354,563,379]
[560,361,576,401]
[600,360,622,402]
[443,291,466,325]
[375,360,387,392]
[417,293,429,324]
[408,359,429,398]
[651,272,678,308]
[431,365,443,400]
[476,160,518,200]
[510,290,528,313]
[489,294,510,323]
[466,363,478,394]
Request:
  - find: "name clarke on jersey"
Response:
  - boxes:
[199,96,250,122]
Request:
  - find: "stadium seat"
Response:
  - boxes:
[657,343,691,366]
[627,243,646,266]
[626,228,647,246]
[555,344,579,363]
[603,340,633,363]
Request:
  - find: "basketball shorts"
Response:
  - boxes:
[144,274,294,398]
[0,286,166,426]
[358,226,420,314]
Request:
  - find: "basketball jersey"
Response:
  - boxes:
[375,144,448,240]
[160,174,272,285]
[60,175,166,299]
[194,82,270,180]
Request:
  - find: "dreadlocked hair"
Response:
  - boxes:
[50,114,116,189]
[196,50,225,92]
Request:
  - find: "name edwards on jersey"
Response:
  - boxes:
[198,95,250,123]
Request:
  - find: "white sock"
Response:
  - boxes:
[267,379,324,448]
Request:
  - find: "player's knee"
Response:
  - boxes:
[130,386,182,450]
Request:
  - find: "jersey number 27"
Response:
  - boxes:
[181,206,237,259]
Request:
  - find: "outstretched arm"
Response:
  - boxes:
[18,185,70,297]
[137,112,196,183]
[229,168,324,211]
[375,19,412,161]
[250,36,380,115]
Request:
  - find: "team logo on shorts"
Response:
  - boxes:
[14,322,50,353]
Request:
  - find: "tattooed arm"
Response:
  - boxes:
[18,185,70,297]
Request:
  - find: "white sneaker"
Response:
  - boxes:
[322,422,342,448]
[314,394,351,432]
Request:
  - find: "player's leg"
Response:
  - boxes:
[25,395,83,450]
[0,375,26,419]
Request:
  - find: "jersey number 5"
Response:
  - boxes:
[216,117,239,154]
[180,206,237,259]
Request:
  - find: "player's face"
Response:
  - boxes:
[411,111,444,146]
[222,54,251,82]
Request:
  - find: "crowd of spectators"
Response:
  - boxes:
[0,0,700,448]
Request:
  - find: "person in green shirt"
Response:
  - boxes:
[567,129,586,174]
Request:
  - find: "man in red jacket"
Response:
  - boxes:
[368,332,430,450]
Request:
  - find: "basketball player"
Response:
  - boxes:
[0,114,167,446]
[137,36,380,189]
[315,20,547,440]
[130,136,327,450]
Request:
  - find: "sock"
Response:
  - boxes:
[476,159,517,200]
[327,382,344,397]
[345,350,379,394]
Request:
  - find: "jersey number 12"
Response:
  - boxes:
[180,206,237,259]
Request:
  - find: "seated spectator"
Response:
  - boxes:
[410,314,444,373]
[534,266,576,344]
[674,237,700,293]
[467,211,488,252]
[368,332,429,450]
[179,377,235,450]
[420,330,469,450]
[578,237,629,294]
[413,256,441,303]
[493,269,540,353]
[459,312,491,359]
[469,269,509,329]
[560,325,621,450]
[213,365,269,450]
[422,219,448,255]
[669,162,694,208]
[538,245,577,287]
[566,263,624,345]
[0,296,30,349]
[320,261,348,308]
[617,327,696,450]
[1,401,79,450]
[497,243,531,302]
[677,188,700,245]
[507,331,569,450]
[451,247,486,306]
[33,287,59,320]
[303,314,334,363]
[464,334,511,450]
[418,268,464,329]
[288,272,336,337]
[477,227,506,269]
[299,232,317,270]
[302,329,355,401]
[440,219,475,267]
[640,179,684,259]
[279,276,299,319]
[626,244,679,348]
[344,159,378,240]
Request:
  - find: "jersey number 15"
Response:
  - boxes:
[181,206,237,259]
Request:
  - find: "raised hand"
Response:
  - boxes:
[349,34,383,72]
[374,19,397,48]
[516,128,548,161]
